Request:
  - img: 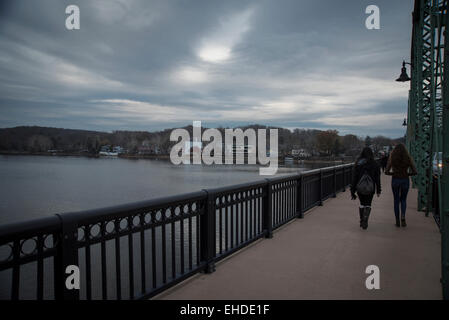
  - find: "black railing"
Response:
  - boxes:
[0,163,354,300]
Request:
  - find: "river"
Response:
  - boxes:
[0,155,325,225]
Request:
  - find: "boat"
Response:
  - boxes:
[99,151,119,157]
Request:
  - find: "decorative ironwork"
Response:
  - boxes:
[0,164,353,300]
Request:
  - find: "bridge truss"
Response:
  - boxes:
[407,0,449,298]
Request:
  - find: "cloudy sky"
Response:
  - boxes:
[0,0,413,137]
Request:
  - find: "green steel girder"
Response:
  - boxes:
[408,0,444,213]
[441,0,449,300]
[408,0,449,299]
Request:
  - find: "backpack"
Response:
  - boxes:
[356,171,375,195]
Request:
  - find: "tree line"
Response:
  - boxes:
[0,125,403,157]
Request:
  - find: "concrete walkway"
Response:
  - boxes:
[157,175,442,300]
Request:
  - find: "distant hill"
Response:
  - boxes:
[0,125,399,157]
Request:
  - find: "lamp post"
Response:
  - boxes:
[396,61,412,82]
[403,118,408,141]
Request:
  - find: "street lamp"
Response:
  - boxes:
[396,61,412,82]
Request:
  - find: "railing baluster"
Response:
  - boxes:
[319,170,324,206]
[231,198,234,249]
[200,190,216,273]
[151,213,157,289]
[273,185,277,227]
[240,196,244,245]
[196,210,200,266]
[114,219,122,300]
[225,201,229,252]
[263,181,273,238]
[219,203,223,255]
[100,222,107,300]
[171,209,176,280]
[180,211,185,274]
[55,214,79,300]
[245,192,249,241]
[234,199,238,246]
[128,216,134,299]
[289,182,292,218]
[297,175,304,218]
[37,235,44,300]
[188,209,192,271]
[248,190,252,238]
[12,240,20,300]
[283,183,286,222]
[85,230,92,300]
[161,213,167,284]
[140,214,146,295]
[256,189,260,234]
[291,181,294,218]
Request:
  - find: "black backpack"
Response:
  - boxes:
[356,170,375,195]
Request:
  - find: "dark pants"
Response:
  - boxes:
[391,177,410,218]
[358,193,374,206]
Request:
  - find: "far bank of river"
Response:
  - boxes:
[0,150,353,165]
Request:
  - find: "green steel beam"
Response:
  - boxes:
[441,0,449,300]
[409,0,443,212]
[408,0,448,298]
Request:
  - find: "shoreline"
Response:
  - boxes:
[0,151,353,165]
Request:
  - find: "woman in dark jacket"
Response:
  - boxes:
[350,147,381,230]
[385,143,417,227]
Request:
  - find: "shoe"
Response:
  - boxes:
[395,217,400,227]
[359,208,364,227]
[362,207,371,230]
[401,218,407,227]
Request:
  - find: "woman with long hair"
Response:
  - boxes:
[385,143,417,227]
[350,147,381,230]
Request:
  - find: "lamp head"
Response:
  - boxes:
[396,61,411,82]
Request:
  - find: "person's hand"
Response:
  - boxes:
[351,193,357,200]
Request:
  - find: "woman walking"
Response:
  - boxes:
[350,147,381,230]
[385,143,417,227]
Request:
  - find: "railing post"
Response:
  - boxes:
[332,167,337,198]
[342,166,346,192]
[200,190,216,274]
[297,175,304,219]
[54,214,79,300]
[318,170,323,206]
[263,180,273,238]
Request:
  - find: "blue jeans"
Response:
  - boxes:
[391,178,410,218]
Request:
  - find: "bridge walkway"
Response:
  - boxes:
[156,174,441,300]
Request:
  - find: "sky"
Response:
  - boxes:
[0,0,413,138]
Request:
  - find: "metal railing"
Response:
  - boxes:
[0,163,354,300]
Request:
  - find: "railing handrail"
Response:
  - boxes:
[0,161,356,300]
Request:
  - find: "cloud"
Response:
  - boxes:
[90,0,161,30]
[0,0,413,137]
[197,7,255,63]
[171,66,209,84]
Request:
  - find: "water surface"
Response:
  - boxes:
[0,155,314,225]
